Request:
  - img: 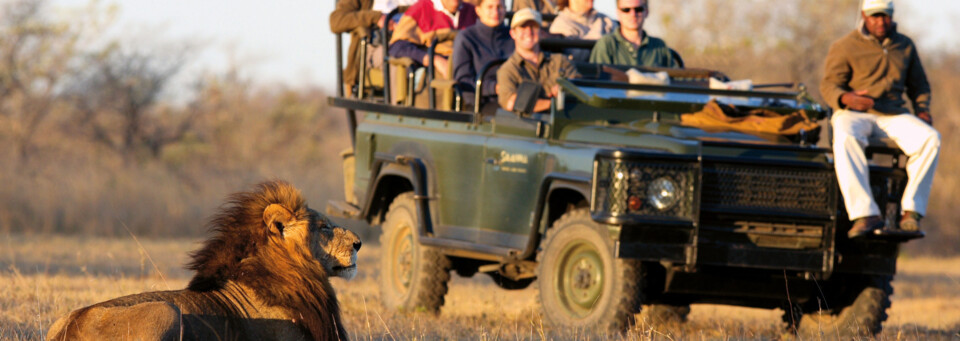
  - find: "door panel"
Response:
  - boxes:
[479,118,546,249]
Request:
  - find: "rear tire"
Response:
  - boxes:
[783,275,892,337]
[535,209,643,332]
[379,192,451,313]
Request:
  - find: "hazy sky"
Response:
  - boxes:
[52,0,960,92]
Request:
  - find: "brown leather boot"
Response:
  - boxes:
[848,216,884,239]
[899,211,922,232]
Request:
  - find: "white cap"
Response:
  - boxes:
[862,0,894,16]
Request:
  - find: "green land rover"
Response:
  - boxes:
[327,24,920,336]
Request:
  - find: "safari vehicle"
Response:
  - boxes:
[326,12,921,337]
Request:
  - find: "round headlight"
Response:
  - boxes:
[646,177,679,210]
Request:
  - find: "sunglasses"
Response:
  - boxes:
[618,5,646,14]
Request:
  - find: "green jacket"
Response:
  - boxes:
[820,25,931,115]
[589,30,678,68]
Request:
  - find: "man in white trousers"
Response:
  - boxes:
[821,0,941,238]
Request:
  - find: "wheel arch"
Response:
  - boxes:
[363,170,414,225]
[544,183,591,233]
[361,154,436,234]
[518,173,592,261]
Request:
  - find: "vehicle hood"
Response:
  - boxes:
[557,118,803,154]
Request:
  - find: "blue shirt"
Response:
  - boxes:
[451,23,515,103]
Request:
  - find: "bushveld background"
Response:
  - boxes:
[1,0,958,339]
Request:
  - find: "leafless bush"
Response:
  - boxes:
[0,0,349,237]
[67,45,192,160]
[0,0,79,162]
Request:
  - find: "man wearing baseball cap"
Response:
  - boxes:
[821,0,940,238]
[496,8,580,113]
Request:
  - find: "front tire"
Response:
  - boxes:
[784,275,892,337]
[535,209,643,332]
[379,192,451,313]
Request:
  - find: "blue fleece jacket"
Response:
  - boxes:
[450,23,514,104]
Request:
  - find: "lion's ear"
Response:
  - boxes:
[263,204,295,236]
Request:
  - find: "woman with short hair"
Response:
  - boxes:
[450,0,515,108]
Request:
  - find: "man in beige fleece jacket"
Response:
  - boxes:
[821,0,940,238]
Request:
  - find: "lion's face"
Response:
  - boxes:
[263,204,361,280]
[308,210,361,280]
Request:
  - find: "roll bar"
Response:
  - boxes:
[474,58,508,114]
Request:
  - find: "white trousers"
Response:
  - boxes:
[832,110,941,220]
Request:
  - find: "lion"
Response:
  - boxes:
[47,181,362,341]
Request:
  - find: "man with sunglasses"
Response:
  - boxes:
[822,0,939,238]
[588,0,678,68]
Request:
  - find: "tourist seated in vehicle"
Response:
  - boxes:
[497,9,580,113]
[388,0,478,80]
[823,0,939,238]
[330,0,387,95]
[512,0,559,15]
[589,0,679,68]
[548,0,616,61]
[451,0,514,109]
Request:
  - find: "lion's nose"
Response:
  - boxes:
[353,240,362,251]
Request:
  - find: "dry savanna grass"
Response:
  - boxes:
[2,233,959,340]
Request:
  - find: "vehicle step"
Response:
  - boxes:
[868,228,925,242]
[326,200,361,219]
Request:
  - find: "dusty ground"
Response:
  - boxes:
[1,233,958,340]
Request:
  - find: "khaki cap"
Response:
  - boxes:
[510,8,542,29]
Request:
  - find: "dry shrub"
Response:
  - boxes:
[0,0,352,237]
[0,79,350,237]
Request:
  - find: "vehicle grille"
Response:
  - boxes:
[701,163,835,217]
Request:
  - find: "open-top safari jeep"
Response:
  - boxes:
[327,16,920,336]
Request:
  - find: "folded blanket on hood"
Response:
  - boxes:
[680,99,820,137]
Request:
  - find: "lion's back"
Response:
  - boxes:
[47,289,310,341]
[48,298,181,341]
